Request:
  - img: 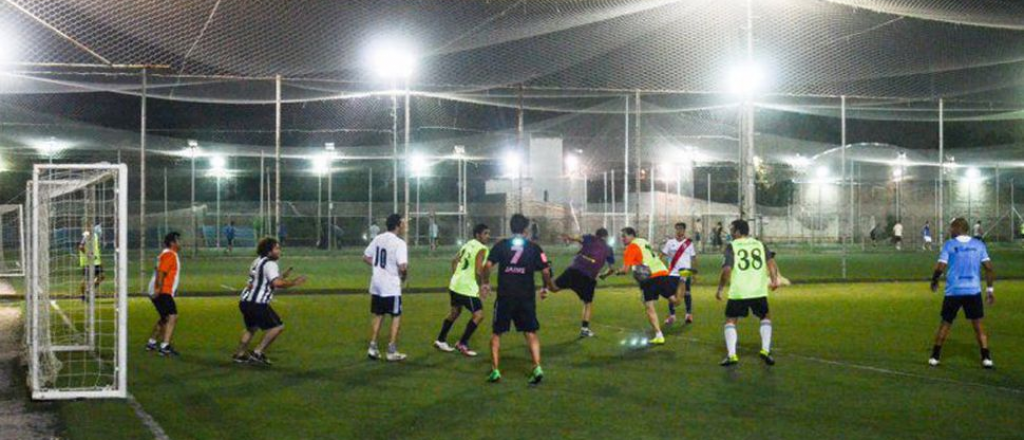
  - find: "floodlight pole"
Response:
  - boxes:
[648,165,655,239]
[328,163,333,251]
[611,169,617,233]
[603,171,608,228]
[623,97,629,229]
[275,75,282,240]
[259,150,264,238]
[635,90,642,227]
[190,149,196,256]
[216,175,221,249]
[840,95,848,279]
[392,80,399,213]
[140,67,147,293]
[415,176,421,246]
[163,167,168,236]
[368,166,374,233]
[938,98,944,238]
[317,172,323,249]
[403,79,411,242]
[517,84,525,213]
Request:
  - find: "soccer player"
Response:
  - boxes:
[921,221,933,251]
[716,219,780,367]
[146,232,182,356]
[78,226,104,299]
[434,223,491,356]
[603,227,676,345]
[893,220,904,251]
[973,220,984,241]
[429,213,440,252]
[661,222,697,326]
[224,221,236,255]
[364,213,409,362]
[482,214,554,384]
[368,222,381,240]
[928,217,995,369]
[550,228,615,338]
[233,237,307,365]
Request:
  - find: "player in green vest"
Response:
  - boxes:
[78,225,105,299]
[604,227,679,345]
[434,224,491,357]
[715,219,780,366]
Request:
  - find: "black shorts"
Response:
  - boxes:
[492,295,539,334]
[555,268,598,304]
[893,236,903,243]
[371,295,403,316]
[227,237,235,246]
[666,276,692,296]
[82,265,103,278]
[239,302,283,330]
[151,294,177,319]
[725,297,770,319]
[641,276,675,302]
[450,291,483,313]
[941,295,984,323]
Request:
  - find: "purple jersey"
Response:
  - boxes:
[568,235,615,279]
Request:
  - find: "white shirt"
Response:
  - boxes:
[369,224,381,237]
[364,232,408,297]
[240,257,281,304]
[893,224,903,237]
[661,237,697,277]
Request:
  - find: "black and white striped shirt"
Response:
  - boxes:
[240,257,281,304]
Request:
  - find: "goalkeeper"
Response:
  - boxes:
[602,227,679,345]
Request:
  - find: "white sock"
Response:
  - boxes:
[148,338,157,345]
[655,331,664,339]
[725,324,738,357]
[760,319,772,353]
[159,342,169,349]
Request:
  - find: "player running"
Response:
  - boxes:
[550,228,615,338]
[603,227,677,345]
[434,223,492,357]
[146,232,182,357]
[716,219,780,367]
[661,222,697,326]
[928,217,995,369]
[364,214,410,362]
[482,214,555,385]
[233,237,307,365]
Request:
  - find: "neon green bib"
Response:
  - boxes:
[728,237,769,299]
[632,238,667,274]
[449,240,488,297]
[79,234,101,267]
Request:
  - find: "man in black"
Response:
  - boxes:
[482,214,555,385]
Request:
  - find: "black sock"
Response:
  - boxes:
[981,348,991,360]
[581,320,589,329]
[931,345,942,360]
[668,303,676,316]
[684,294,692,314]
[437,318,455,342]
[458,321,479,346]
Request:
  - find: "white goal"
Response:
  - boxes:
[0,204,25,279]
[27,164,127,400]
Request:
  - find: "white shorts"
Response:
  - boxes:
[923,236,933,243]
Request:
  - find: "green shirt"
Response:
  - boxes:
[631,238,668,275]
[79,233,101,267]
[449,239,489,297]
[724,237,770,299]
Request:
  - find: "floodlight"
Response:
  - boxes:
[325,142,335,151]
[35,138,63,157]
[503,151,522,178]
[368,41,416,80]
[409,152,430,177]
[892,168,904,180]
[726,61,766,95]
[311,158,330,176]
[209,155,226,171]
[453,145,466,157]
[787,154,811,169]
[966,167,981,181]
[753,155,763,168]
[565,153,580,176]
[815,166,830,179]
[658,163,677,182]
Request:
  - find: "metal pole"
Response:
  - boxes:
[317,173,323,248]
[392,81,399,212]
[648,166,655,239]
[1011,179,1016,242]
[139,67,147,291]
[275,75,282,238]
[190,151,196,256]
[216,176,221,249]
[163,167,168,236]
[635,90,642,227]
[840,95,847,278]
[368,166,374,231]
[603,171,608,228]
[415,176,421,246]
[259,150,264,238]
[623,97,630,227]
[995,165,1000,227]
[938,98,944,238]
[328,164,333,251]
[517,84,525,213]
[403,78,411,241]
[611,169,617,233]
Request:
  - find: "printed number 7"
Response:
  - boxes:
[511,246,524,264]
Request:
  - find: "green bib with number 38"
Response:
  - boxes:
[728,237,769,299]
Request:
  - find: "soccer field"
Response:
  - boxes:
[50,280,1024,440]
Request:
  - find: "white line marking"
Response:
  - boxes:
[128,394,171,440]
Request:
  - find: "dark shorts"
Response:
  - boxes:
[725,297,770,319]
[226,237,235,246]
[151,294,177,319]
[492,295,539,334]
[450,291,483,313]
[641,276,675,303]
[667,276,692,296]
[82,265,103,278]
[555,268,598,304]
[941,294,984,323]
[371,295,403,316]
[239,302,283,330]
[892,236,903,243]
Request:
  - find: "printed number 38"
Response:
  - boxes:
[736,248,763,271]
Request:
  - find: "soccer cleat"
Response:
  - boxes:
[249,352,272,366]
[455,343,477,357]
[367,346,381,361]
[232,352,252,364]
[579,327,595,338]
[720,355,739,366]
[528,366,544,385]
[759,349,776,366]
[982,358,994,369]
[433,341,455,352]
[145,342,158,352]
[386,351,407,362]
[663,315,677,326]
[684,314,694,324]
[928,358,940,367]
[158,345,180,357]
[487,369,502,383]
[649,335,666,345]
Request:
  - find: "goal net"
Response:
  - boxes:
[27,164,127,400]
[0,204,25,279]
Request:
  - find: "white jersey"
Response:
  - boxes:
[662,237,696,277]
[364,232,408,297]
[240,257,281,304]
[893,224,903,237]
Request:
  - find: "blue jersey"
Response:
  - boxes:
[938,236,990,296]
[922,226,931,238]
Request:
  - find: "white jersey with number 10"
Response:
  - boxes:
[364,231,408,298]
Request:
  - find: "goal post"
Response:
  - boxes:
[28,164,128,400]
[0,204,25,279]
